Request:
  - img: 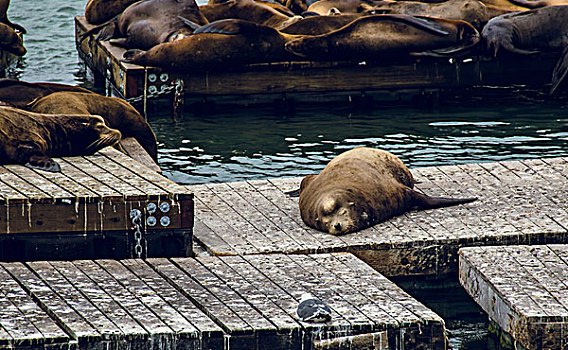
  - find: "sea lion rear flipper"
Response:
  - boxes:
[285,188,301,197]
[193,19,262,35]
[408,188,477,210]
[25,155,61,173]
[121,49,145,63]
[177,16,202,31]
[550,46,568,95]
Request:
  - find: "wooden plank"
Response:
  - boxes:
[459,245,568,349]
[27,165,98,198]
[0,266,70,348]
[57,157,121,199]
[4,165,73,199]
[118,137,161,174]
[0,167,44,200]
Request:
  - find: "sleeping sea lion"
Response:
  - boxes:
[95,0,209,50]
[505,0,568,9]
[200,0,301,29]
[0,107,121,172]
[297,147,477,235]
[29,92,158,161]
[481,6,568,94]
[0,79,92,109]
[284,14,480,60]
[121,19,302,69]
[0,0,25,33]
[367,0,489,30]
[0,22,25,56]
[307,0,373,15]
[280,14,360,35]
[84,0,140,25]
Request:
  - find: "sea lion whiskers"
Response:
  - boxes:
[85,132,120,153]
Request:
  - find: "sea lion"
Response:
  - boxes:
[481,6,568,93]
[29,92,158,161]
[307,0,373,15]
[285,14,480,61]
[95,0,209,50]
[0,22,25,56]
[0,0,25,33]
[200,0,301,29]
[502,0,568,9]
[367,0,490,30]
[121,19,302,69]
[0,107,121,172]
[84,0,140,25]
[0,79,93,109]
[280,14,360,35]
[297,147,476,235]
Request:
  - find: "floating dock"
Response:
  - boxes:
[190,157,568,277]
[0,253,445,350]
[0,146,193,261]
[74,15,561,109]
[459,244,568,350]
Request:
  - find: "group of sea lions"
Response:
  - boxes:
[0,79,157,172]
[0,0,26,57]
[82,0,568,92]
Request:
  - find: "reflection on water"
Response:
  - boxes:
[152,88,568,184]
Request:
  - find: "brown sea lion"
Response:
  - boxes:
[285,14,480,61]
[367,0,489,30]
[0,22,25,56]
[0,79,93,109]
[29,92,158,161]
[199,0,301,29]
[0,0,25,33]
[84,0,140,25]
[95,0,209,50]
[501,0,568,9]
[0,107,121,172]
[121,19,302,69]
[307,0,373,15]
[481,6,568,94]
[280,14,360,35]
[297,147,476,235]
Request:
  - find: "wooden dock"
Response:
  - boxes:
[74,15,561,109]
[0,146,193,261]
[459,244,568,350]
[190,157,568,277]
[0,253,445,349]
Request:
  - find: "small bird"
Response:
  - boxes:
[296,293,332,322]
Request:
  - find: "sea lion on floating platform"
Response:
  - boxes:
[280,14,360,35]
[0,79,93,109]
[93,0,208,50]
[200,0,301,29]
[481,6,568,94]
[367,0,489,30]
[0,22,25,56]
[307,0,375,15]
[0,0,25,33]
[207,0,297,16]
[284,14,480,61]
[84,0,140,25]
[0,107,121,172]
[29,92,158,161]
[297,147,477,235]
[121,19,301,70]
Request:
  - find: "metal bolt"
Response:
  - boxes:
[159,202,170,213]
[148,73,157,82]
[147,216,157,227]
[147,202,157,214]
[160,216,171,227]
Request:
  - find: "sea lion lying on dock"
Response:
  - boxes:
[297,147,477,235]
[94,0,209,50]
[481,6,568,94]
[367,0,490,30]
[200,0,301,29]
[307,0,373,15]
[0,107,121,172]
[280,14,360,35]
[284,14,480,60]
[121,19,301,69]
[29,92,158,161]
[84,0,139,25]
[0,79,93,108]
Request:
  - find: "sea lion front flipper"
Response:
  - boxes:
[25,154,61,173]
[109,38,128,47]
[121,49,145,63]
[177,16,202,31]
[193,19,263,35]
[550,45,568,95]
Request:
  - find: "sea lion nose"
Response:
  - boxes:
[334,223,341,231]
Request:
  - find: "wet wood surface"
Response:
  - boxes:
[459,244,568,350]
[0,253,445,349]
[190,157,568,277]
[0,147,192,234]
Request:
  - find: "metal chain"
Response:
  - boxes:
[130,209,145,258]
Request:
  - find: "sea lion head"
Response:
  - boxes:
[66,115,122,155]
[481,17,511,57]
[311,190,370,235]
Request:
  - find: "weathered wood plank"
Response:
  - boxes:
[118,137,161,173]
[0,167,45,200]
[57,157,122,199]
